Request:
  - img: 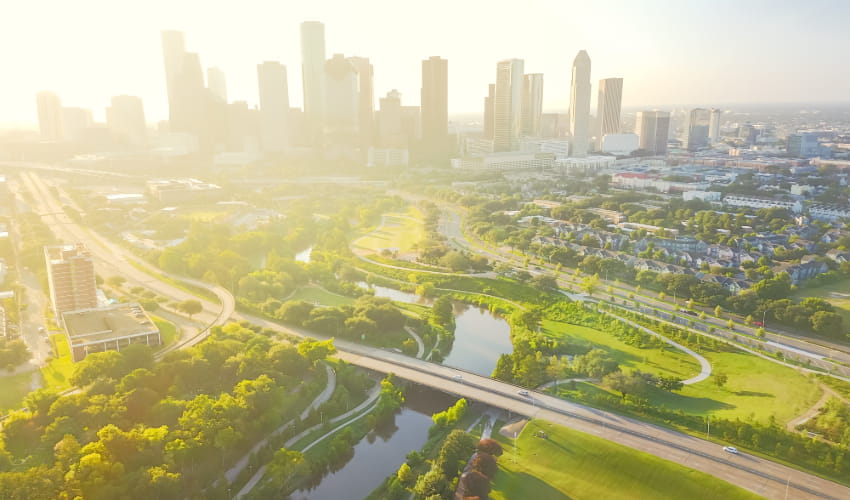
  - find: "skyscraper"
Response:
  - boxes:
[324,54,360,149]
[36,91,64,141]
[484,84,495,140]
[708,108,721,144]
[61,107,92,142]
[378,89,404,148]
[257,61,290,153]
[347,56,375,152]
[595,77,623,149]
[521,73,544,137]
[160,31,208,145]
[301,21,326,146]
[493,59,524,152]
[44,244,97,320]
[686,108,711,151]
[635,110,670,155]
[106,95,146,146]
[207,67,228,103]
[421,56,448,157]
[569,50,592,157]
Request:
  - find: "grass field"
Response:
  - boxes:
[489,419,763,500]
[151,315,178,345]
[791,278,850,330]
[289,286,355,307]
[41,333,74,391]
[354,207,424,254]
[555,347,821,425]
[541,319,701,381]
[0,371,40,414]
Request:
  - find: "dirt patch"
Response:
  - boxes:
[499,419,528,438]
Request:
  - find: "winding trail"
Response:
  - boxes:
[224,363,336,485]
[235,383,382,499]
[404,326,425,358]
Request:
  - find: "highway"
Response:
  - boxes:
[18,171,850,499]
[16,172,234,354]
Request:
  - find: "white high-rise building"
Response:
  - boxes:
[257,61,290,153]
[521,73,544,137]
[36,91,64,141]
[106,96,146,146]
[569,50,592,157]
[595,77,623,149]
[300,21,326,146]
[324,54,360,148]
[493,59,524,152]
[207,67,228,103]
[708,108,722,144]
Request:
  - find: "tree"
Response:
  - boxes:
[713,371,728,389]
[604,370,648,399]
[462,470,491,498]
[106,276,126,288]
[811,311,844,338]
[266,448,308,495]
[477,438,504,457]
[714,305,723,318]
[297,338,337,365]
[471,451,498,478]
[529,274,558,291]
[581,274,600,296]
[177,299,202,320]
[441,251,471,272]
[397,462,414,487]
[276,300,315,325]
[431,296,454,328]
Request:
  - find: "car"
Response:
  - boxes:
[683,310,698,317]
[453,375,463,382]
[753,321,764,327]
[723,446,739,454]
[517,390,530,397]
[38,327,46,334]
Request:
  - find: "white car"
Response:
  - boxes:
[723,446,739,454]
[517,390,530,397]
[453,375,463,382]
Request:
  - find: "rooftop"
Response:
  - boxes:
[63,302,159,346]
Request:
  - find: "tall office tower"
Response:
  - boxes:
[160,31,209,145]
[421,56,448,157]
[44,244,97,320]
[207,67,228,103]
[377,89,404,147]
[301,21,326,146]
[521,73,544,137]
[324,54,360,147]
[484,83,495,140]
[61,107,93,142]
[106,96,146,146]
[595,77,623,149]
[256,62,290,153]
[708,108,721,144]
[226,101,261,151]
[347,56,375,152]
[36,91,64,141]
[493,59,524,152]
[569,50,592,157]
[686,108,711,151]
[635,110,671,155]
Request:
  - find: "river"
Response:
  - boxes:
[291,385,459,500]
[358,282,513,377]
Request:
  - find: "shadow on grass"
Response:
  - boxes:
[734,391,772,397]
[492,466,572,500]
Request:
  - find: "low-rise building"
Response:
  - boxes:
[62,302,161,362]
[723,195,802,213]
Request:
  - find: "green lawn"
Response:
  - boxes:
[541,319,701,381]
[556,347,821,425]
[353,207,424,254]
[41,333,74,391]
[151,315,178,345]
[0,371,40,414]
[289,286,355,307]
[489,420,763,500]
[791,278,850,331]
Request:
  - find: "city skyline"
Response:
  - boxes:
[4,0,850,127]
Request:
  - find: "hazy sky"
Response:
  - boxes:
[4,0,850,127]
